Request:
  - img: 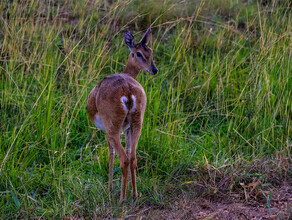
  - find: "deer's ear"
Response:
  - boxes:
[140,28,151,45]
[124,31,135,51]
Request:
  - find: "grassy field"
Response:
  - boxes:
[0,0,291,218]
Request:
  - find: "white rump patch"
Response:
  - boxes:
[94,114,105,131]
[121,95,136,113]
[131,95,136,112]
[121,96,129,112]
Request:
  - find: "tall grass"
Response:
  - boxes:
[0,0,291,218]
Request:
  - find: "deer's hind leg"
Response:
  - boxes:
[128,112,144,199]
[106,132,129,203]
[102,111,130,203]
[106,136,115,192]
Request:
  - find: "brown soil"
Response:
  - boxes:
[126,183,292,220]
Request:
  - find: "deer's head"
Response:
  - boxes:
[124,28,158,75]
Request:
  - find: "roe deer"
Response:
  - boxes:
[87,28,157,203]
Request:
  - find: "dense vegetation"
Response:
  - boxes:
[0,0,291,218]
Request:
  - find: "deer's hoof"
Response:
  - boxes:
[132,191,138,199]
[119,197,125,204]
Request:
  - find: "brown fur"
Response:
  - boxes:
[87,28,157,203]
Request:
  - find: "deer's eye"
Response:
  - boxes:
[136,52,142,58]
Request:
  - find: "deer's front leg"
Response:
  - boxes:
[125,129,132,181]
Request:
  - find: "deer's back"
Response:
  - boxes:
[89,74,146,115]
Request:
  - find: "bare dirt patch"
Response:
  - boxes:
[125,182,291,219]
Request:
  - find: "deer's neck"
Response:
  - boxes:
[123,55,141,79]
